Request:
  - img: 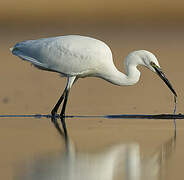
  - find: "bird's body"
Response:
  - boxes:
[11,35,177,134]
[12,35,114,78]
[11,35,154,85]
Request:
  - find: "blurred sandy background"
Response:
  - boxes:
[1,1,184,180]
[1,0,184,115]
[1,0,184,25]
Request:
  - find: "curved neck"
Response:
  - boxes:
[101,65,141,86]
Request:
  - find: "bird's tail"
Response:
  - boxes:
[10,44,49,70]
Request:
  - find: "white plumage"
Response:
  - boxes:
[11,35,176,134]
[12,35,113,78]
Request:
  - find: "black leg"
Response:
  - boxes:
[51,87,66,118]
[60,89,70,136]
[51,87,66,135]
[51,76,76,136]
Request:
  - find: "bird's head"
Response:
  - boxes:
[126,50,177,96]
[139,50,177,97]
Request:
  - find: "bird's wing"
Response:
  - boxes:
[11,38,58,70]
[11,35,113,76]
[11,47,48,68]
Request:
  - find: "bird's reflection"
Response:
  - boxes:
[141,135,176,180]
[15,132,176,180]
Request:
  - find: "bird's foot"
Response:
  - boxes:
[51,110,57,122]
[51,111,64,136]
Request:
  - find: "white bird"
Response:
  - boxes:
[10,35,177,134]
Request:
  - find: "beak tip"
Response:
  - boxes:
[153,66,177,98]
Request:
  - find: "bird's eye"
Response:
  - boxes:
[150,61,156,66]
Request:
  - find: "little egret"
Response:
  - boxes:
[11,35,177,134]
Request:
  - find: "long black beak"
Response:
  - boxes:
[153,65,177,97]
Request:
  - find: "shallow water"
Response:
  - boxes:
[1,25,184,180]
[15,127,176,180]
[0,117,184,180]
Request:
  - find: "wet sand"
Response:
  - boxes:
[0,25,184,179]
